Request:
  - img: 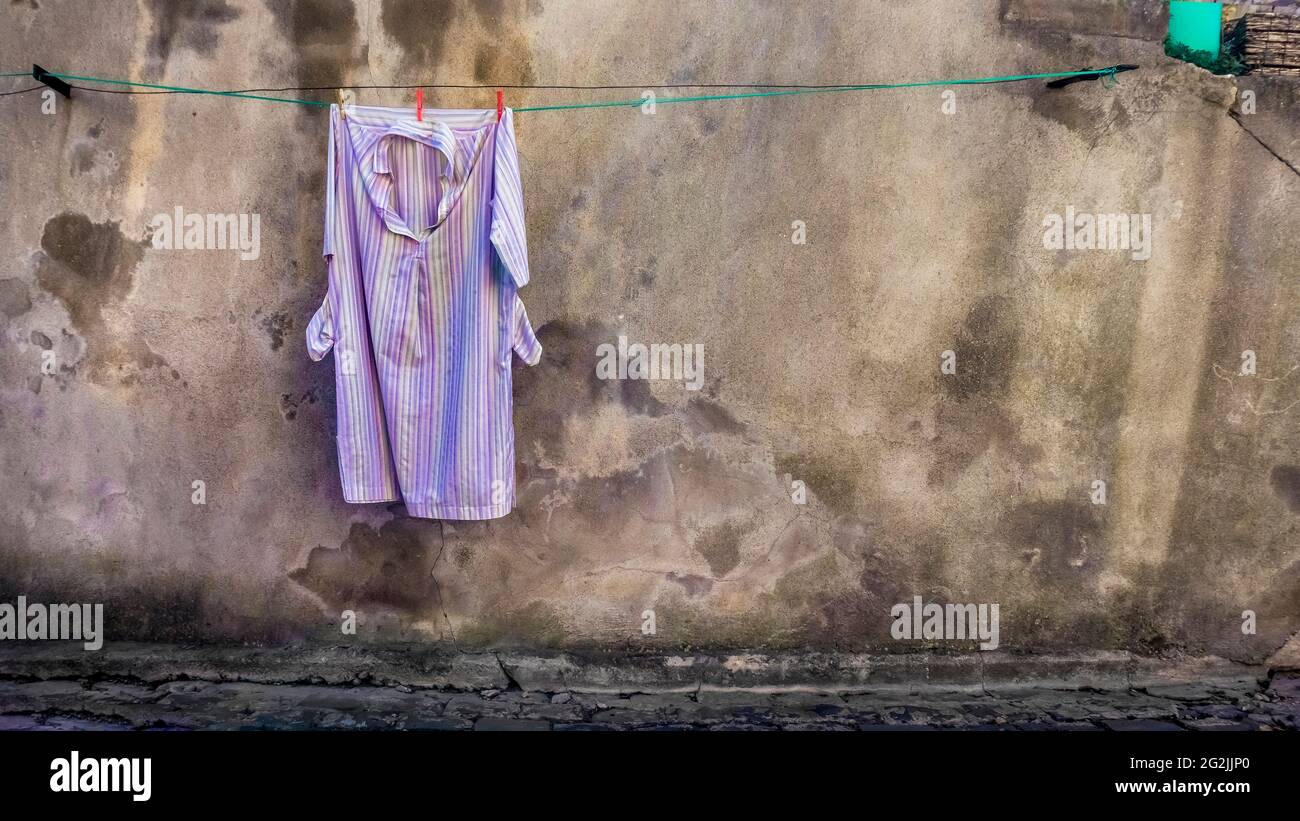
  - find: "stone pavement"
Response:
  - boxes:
[1,645,1297,731]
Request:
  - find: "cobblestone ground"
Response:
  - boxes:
[2,671,1297,732]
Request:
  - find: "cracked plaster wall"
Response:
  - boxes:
[0,0,1298,662]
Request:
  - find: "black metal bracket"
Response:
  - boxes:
[32,64,71,98]
[1046,64,1139,89]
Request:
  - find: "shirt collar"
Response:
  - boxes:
[371,119,459,181]
[341,110,486,241]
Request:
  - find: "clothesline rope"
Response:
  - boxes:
[2,66,1128,113]
[516,67,1125,111]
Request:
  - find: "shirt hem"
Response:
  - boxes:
[339,495,514,521]
[342,494,400,504]
[402,501,513,520]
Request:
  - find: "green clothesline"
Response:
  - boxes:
[518,67,1126,112]
[3,66,1128,112]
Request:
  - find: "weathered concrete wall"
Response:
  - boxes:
[1,0,1297,661]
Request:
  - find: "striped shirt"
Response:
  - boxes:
[307,103,541,520]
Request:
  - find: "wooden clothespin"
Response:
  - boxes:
[336,88,347,119]
[496,89,503,122]
[416,88,423,121]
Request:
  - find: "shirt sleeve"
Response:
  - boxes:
[511,293,542,366]
[309,107,341,361]
[323,105,338,259]
[490,108,530,289]
[308,108,341,361]
[306,293,335,361]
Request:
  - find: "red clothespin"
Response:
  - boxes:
[416,88,423,121]
[496,89,503,122]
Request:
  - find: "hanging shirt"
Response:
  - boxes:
[306,103,541,520]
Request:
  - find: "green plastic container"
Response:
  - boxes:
[1168,1,1222,58]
